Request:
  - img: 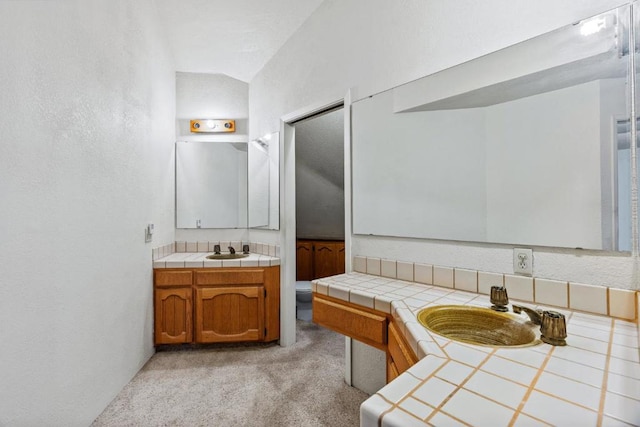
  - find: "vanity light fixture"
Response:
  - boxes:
[190,119,235,133]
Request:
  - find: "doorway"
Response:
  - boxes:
[279,94,353,350]
[293,106,346,321]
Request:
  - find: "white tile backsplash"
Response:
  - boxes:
[381,259,397,278]
[348,255,636,321]
[570,282,608,315]
[366,257,381,276]
[609,288,636,320]
[535,278,568,308]
[454,268,477,293]
[478,271,504,295]
[504,274,534,302]
[397,261,414,282]
[433,266,453,288]
[414,263,433,285]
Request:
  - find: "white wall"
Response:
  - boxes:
[249,0,636,289]
[0,1,175,425]
[174,72,250,242]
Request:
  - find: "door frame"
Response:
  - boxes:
[278,91,353,383]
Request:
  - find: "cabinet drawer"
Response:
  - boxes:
[196,269,264,286]
[312,295,387,350]
[155,270,193,287]
[388,320,418,376]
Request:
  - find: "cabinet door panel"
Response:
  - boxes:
[314,242,337,279]
[196,286,264,343]
[155,287,192,344]
[296,241,314,281]
[388,320,417,377]
[337,242,346,275]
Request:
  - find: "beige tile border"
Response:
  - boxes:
[353,255,637,321]
[153,241,279,260]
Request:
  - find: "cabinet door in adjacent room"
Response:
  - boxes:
[296,240,314,280]
[314,242,338,279]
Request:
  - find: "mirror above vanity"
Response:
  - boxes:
[175,132,280,230]
[175,140,248,229]
[352,5,637,252]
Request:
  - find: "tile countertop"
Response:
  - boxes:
[152,252,280,269]
[312,272,640,427]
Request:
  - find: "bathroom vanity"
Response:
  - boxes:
[153,253,280,346]
[312,271,640,426]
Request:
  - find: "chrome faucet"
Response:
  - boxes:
[512,304,543,325]
[214,244,221,254]
[228,246,236,254]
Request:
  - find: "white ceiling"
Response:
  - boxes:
[154,0,325,82]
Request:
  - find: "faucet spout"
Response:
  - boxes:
[512,304,543,325]
[228,246,236,254]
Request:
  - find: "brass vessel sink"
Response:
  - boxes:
[417,305,540,348]
[206,253,249,260]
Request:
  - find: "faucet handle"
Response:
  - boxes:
[540,310,567,346]
[242,244,250,254]
[213,244,221,254]
[490,286,509,312]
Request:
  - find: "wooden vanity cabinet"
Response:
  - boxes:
[154,266,280,345]
[312,293,417,384]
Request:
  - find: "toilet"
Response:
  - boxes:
[295,280,313,321]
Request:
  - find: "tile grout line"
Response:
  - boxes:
[422,348,497,425]
[507,344,555,426]
[400,357,475,423]
[596,317,616,427]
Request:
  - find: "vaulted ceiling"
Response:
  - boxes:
[154,0,325,82]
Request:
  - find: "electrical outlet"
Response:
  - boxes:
[513,248,533,276]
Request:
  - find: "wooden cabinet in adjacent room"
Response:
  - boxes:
[296,241,314,281]
[153,266,280,346]
[296,240,345,281]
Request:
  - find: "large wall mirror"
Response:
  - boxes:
[176,141,248,229]
[248,131,280,230]
[353,4,636,251]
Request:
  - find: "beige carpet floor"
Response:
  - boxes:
[91,321,369,426]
